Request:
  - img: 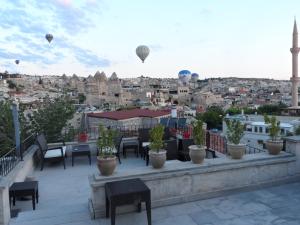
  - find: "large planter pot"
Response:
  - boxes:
[78,133,88,142]
[227,143,246,159]
[189,145,206,164]
[149,150,167,169]
[97,156,117,176]
[265,140,283,155]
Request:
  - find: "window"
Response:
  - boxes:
[265,127,269,133]
[259,127,263,133]
[254,126,258,132]
[281,129,285,135]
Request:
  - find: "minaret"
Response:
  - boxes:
[290,19,300,107]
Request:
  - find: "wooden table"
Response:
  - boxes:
[105,178,151,225]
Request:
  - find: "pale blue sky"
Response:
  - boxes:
[0,0,300,79]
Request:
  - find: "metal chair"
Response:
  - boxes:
[178,139,194,161]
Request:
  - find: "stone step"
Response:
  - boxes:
[10,211,91,225]
[10,203,90,225]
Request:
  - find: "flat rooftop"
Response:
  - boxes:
[88,108,171,120]
[9,154,300,225]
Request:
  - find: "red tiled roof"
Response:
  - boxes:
[88,108,171,120]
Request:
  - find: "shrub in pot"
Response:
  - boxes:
[264,115,283,155]
[225,119,245,159]
[97,124,117,176]
[149,124,166,169]
[189,119,206,164]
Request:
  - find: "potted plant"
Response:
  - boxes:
[97,124,117,176]
[149,124,166,169]
[264,115,283,155]
[78,125,88,142]
[225,119,245,159]
[189,119,206,164]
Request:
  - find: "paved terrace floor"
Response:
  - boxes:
[9,153,300,225]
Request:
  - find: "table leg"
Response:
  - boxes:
[146,200,151,225]
[13,195,16,206]
[36,189,39,203]
[106,197,109,218]
[110,202,116,225]
[32,194,36,210]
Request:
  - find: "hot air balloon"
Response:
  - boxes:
[45,34,53,43]
[191,73,199,82]
[15,60,20,65]
[178,70,191,85]
[136,45,150,63]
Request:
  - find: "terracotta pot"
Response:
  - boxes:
[189,145,206,164]
[97,156,117,176]
[227,143,245,159]
[78,133,88,142]
[149,150,167,169]
[265,140,283,155]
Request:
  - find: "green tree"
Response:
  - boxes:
[197,106,224,130]
[225,107,241,115]
[295,126,300,135]
[0,101,15,155]
[257,103,287,115]
[243,107,256,114]
[29,96,76,142]
[0,101,29,156]
[78,93,86,104]
[7,80,17,89]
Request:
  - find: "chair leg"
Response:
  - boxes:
[117,154,121,164]
[40,161,44,171]
[63,157,66,169]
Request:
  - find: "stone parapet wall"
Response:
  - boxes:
[0,145,39,225]
[89,152,297,219]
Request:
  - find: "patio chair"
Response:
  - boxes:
[114,135,123,164]
[138,128,150,159]
[36,134,66,171]
[164,139,178,160]
[178,139,194,161]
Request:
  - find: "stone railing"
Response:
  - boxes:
[88,150,299,219]
[0,145,39,225]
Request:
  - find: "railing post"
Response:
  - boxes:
[11,102,21,159]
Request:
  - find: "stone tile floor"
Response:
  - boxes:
[9,154,300,225]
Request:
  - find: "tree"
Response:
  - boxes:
[257,103,287,115]
[197,106,224,130]
[0,101,15,155]
[38,77,43,85]
[7,80,17,89]
[0,101,29,156]
[78,93,86,104]
[225,107,241,115]
[29,96,76,142]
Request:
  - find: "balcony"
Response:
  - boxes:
[1,131,300,225]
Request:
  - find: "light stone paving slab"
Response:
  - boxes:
[8,154,300,225]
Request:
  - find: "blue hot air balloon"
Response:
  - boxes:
[178,70,191,85]
[191,73,199,82]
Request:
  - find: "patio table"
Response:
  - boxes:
[9,181,39,210]
[72,144,91,166]
[105,178,151,225]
